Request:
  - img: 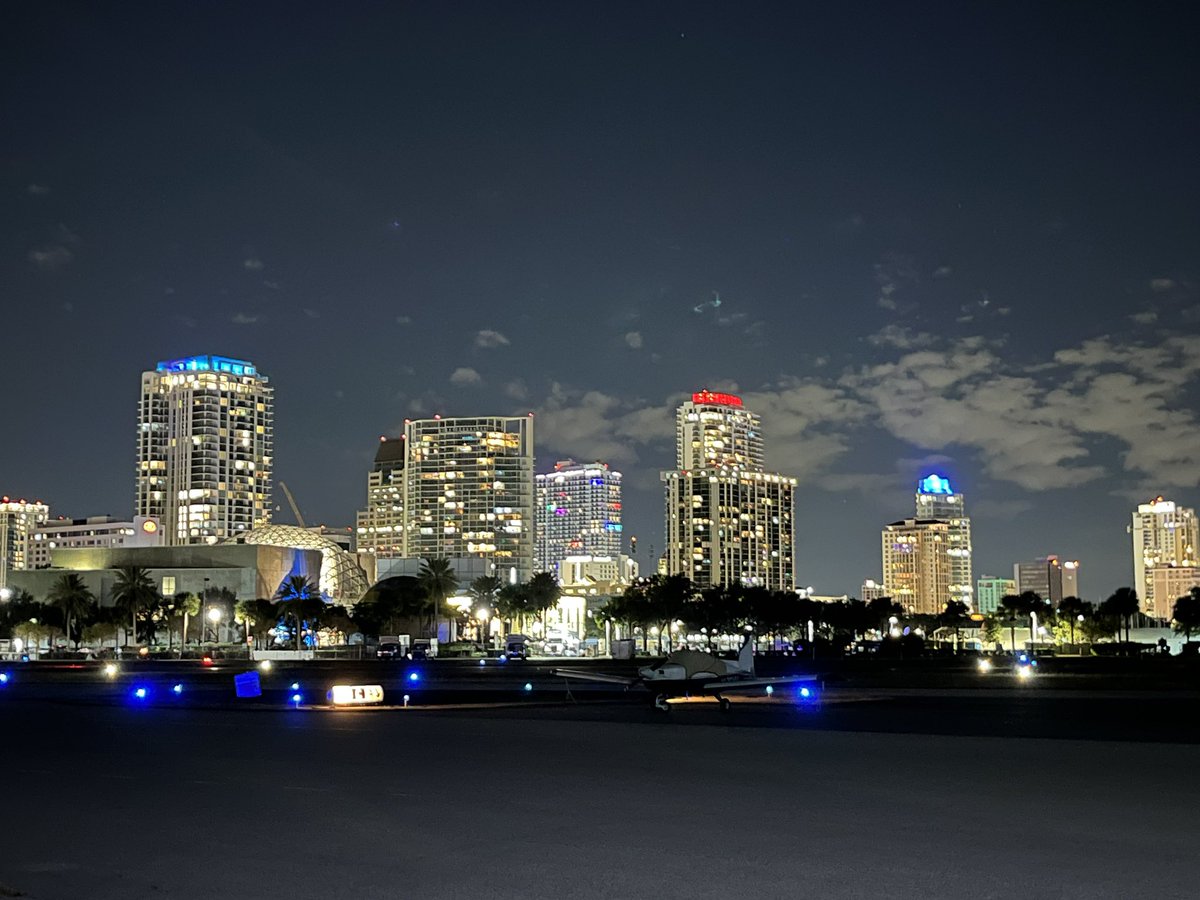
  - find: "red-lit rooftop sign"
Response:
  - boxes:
[692,390,743,408]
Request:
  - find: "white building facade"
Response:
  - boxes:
[1131,497,1198,618]
[881,518,951,615]
[402,415,535,582]
[535,459,622,575]
[136,355,273,545]
[0,497,50,587]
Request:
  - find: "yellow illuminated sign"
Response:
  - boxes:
[329,684,385,705]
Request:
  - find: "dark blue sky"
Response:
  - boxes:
[4,2,1199,600]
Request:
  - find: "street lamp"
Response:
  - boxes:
[475,607,490,649]
[207,606,222,644]
[0,587,12,602]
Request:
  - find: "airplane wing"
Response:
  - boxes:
[701,675,817,693]
[551,668,639,687]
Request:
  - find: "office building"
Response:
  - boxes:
[535,459,623,575]
[662,391,796,591]
[402,415,535,582]
[976,575,1017,615]
[914,474,973,608]
[1013,556,1080,606]
[881,519,951,615]
[30,515,163,569]
[136,355,273,546]
[1130,497,1198,618]
[355,436,406,558]
[0,497,50,587]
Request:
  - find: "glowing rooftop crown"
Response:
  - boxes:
[918,473,954,495]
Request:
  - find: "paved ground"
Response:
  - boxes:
[0,699,1196,900]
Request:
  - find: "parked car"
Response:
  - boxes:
[376,642,405,660]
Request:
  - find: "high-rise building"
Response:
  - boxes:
[355,436,406,558]
[881,518,951,614]
[535,459,623,575]
[402,415,535,581]
[662,388,792,588]
[976,575,1017,615]
[662,391,796,591]
[0,497,50,587]
[136,355,273,545]
[1013,556,1080,605]
[676,390,764,471]
[914,474,973,608]
[1130,497,1198,618]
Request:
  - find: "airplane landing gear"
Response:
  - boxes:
[654,694,670,712]
[717,696,731,713]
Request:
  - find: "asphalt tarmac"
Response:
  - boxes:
[1,698,1196,900]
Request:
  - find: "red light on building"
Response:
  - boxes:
[692,390,743,408]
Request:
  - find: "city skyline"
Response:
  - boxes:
[4,4,1199,599]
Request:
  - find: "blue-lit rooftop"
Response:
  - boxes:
[918,473,954,495]
[156,355,258,376]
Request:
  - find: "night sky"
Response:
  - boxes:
[4,2,1199,600]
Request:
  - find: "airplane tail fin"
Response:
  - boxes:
[738,634,755,674]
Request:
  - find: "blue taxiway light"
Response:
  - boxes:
[0,672,9,684]
[479,659,486,666]
[291,693,303,704]
[290,682,300,691]
[498,655,508,663]
[172,683,183,695]
[799,687,812,699]
[134,687,148,700]
[407,672,420,682]
[765,685,774,695]
[523,682,533,692]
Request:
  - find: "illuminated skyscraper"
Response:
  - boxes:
[402,415,535,581]
[676,389,764,470]
[136,355,273,545]
[914,474,973,608]
[0,497,50,587]
[535,459,623,574]
[1130,497,1198,618]
[881,518,951,615]
[355,436,406,558]
[663,391,795,590]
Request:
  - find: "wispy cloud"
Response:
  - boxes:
[933,266,953,278]
[624,331,643,349]
[26,183,50,196]
[303,308,320,319]
[1150,277,1176,292]
[28,245,73,269]
[243,258,264,271]
[449,366,482,387]
[231,312,262,325]
[395,315,412,325]
[474,329,510,349]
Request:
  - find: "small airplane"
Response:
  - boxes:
[552,637,818,711]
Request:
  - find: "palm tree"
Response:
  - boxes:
[999,594,1023,652]
[111,565,160,646]
[47,573,96,649]
[275,575,322,650]
[526,572,561,636]
[174,592,200,656]
[1057,596,1090,646]
[1171,588,1200,643]
[1101,587,1140,644]
[417,558,459,638]
[937,600,970,651]
[496,583,533,635]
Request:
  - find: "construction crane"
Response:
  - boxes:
[278,481,306,528]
